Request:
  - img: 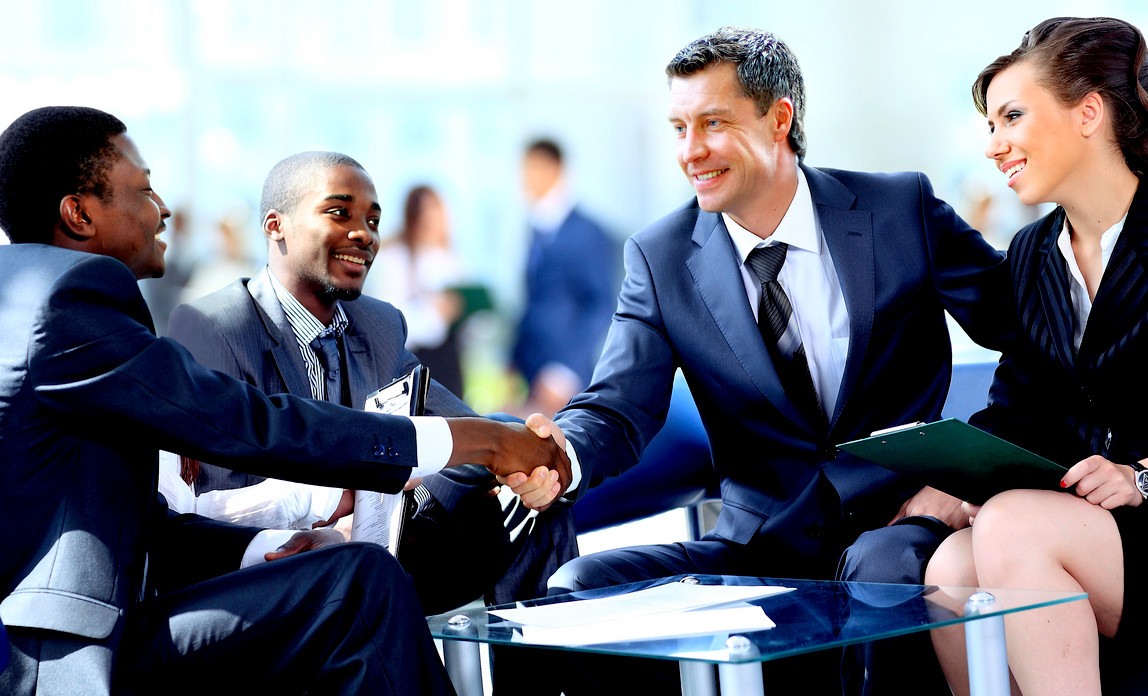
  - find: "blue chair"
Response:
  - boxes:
[572,371,716,538]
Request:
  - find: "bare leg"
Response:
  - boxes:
[971,490,1124,696]
[926,528,976,696]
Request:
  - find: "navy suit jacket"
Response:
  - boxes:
[557,164,1012,571]
[512,207,621,388]
[0,246,423,688]
[971,180,1148,468]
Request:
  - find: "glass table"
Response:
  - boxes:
[427,574,1087,696]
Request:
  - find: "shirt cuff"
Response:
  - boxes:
[240,529,298,568]
[409,415,450,479]
[566,440,582,494]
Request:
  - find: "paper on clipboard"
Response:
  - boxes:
[351,366,430,555]
[837,418,1068,505]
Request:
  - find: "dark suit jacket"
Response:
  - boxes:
[167,270,578,610]
[512,207,621,388]
[0,245,424,690]
[557,164,1013,572]
[971,181,1148,468]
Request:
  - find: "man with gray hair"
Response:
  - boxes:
[528,26,1012,694]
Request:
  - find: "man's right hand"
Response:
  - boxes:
[446,417,572,495]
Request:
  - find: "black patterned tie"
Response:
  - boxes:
[310,331,347,406]
[746,244,824,421]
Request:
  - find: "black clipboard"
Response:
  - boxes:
[366,365,429,416]
[837,418,1068,505]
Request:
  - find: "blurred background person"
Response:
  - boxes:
[365,183,485,399]
[506,137,622,418]
[178,205,263,305]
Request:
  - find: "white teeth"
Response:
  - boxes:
[1004,162,1026,177]
[697,170,725,181]
[333,254,365,265]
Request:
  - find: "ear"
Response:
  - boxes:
[263,209,285,241]
[769,97,795,146]
[1079,92,1105,138]
[58,195,97,241]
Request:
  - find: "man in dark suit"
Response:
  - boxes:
[509,138,621,418]
[166,151,578,616]
[526,27,1013,695]
[0,106,568,695]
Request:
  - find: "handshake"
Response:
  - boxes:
[445,413,570,512]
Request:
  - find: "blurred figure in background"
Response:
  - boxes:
[178,205,262,305]
[507,137,621,418]
[364,184,477,398]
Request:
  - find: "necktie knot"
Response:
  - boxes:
[746,243,788,285]
[310,331,345,404]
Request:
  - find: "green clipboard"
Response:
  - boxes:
[837,418,1069,505]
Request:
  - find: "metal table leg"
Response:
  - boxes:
[441,614,483,696]
[680,661,718,696]
[717,636,765,696]
[964,592,1010,696]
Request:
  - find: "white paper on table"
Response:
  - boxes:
[517,603,776,646]
[489,582,795,629]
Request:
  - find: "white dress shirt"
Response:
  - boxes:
[1056,214,1125,352]
[725,166,850,418]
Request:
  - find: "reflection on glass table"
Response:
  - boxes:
[427,573,1087,696]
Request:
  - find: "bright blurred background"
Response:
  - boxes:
[2,0,1145,411]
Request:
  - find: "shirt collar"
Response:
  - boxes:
[1056,213,1126,278]
[528,178,576,234]
[265,266,350,345]
[725,163,820,262]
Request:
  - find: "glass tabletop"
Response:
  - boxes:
[427,574,1086,666]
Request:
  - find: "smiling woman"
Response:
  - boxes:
[926,16,1148,696]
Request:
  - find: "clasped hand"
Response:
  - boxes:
[495,412,570,512]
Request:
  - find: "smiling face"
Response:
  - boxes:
[983,61,1087,208]
[85,134,170,279]
[266,163,381,321]
[668,62,793,234]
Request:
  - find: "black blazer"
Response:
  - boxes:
[971,180,1148,468]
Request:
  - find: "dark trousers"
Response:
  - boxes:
[3,544,455,696]
[836,516,953,696]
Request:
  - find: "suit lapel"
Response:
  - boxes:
[246,270,314,398]
[1028,210,1078,370]
[341,303,385,409]
[803,166,874,435]
[686,208,813,429]
[1080,179,1148,365]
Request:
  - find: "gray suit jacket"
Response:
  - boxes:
[0,246,422,692]
[168,270,578,609]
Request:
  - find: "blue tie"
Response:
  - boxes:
[310,332,345,406]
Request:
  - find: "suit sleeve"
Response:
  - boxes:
[919,173,1015,351]
[32,256,416,495]
[556,235,678,495]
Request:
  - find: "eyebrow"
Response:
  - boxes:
[667,107,734,123]
[323,193,382,212]
[992,100,1019,119]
